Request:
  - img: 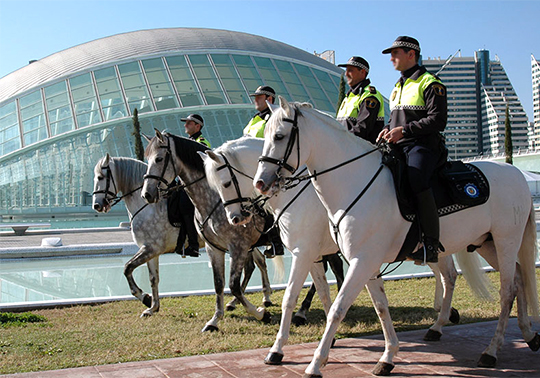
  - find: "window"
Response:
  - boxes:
[44,81,74,136]
[0,101,21,155]
[252,57,291,101]
[211,54,249,104]
[166,55,204,107]
[187,54,226,105]
[232,54,264,94]
[118,62,154,114]
[142,58,179,111]
[69,73,102,128]
[94,67,128,121]
[19,90,48,146]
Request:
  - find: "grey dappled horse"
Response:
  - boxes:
[141,131,284,331]
[92,154,274,318]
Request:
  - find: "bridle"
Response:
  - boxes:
[215,154,258,216]
[92,165,121,208]
[143,134,178,193]
[258,109,300,177]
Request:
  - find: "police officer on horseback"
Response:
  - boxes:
[336,56,385,144]
[175,113,211,257]
[244,86,284,258]
[378,36,448,263]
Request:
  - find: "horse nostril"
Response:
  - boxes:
[93,203,101,211]
[255,180,265,191]
[232,216,240,225]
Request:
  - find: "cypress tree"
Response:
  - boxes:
[504,104,513,165]
[336,74,346,117]
[132,108,144,161]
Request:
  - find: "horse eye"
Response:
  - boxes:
[274,133,284,141]
[156,157,164,163]
[223,181,231,188]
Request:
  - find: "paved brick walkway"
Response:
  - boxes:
[2,319,539,377]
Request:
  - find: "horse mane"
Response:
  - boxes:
[145,133,210,174]
[205,136,262,190]
[96,156,148,193]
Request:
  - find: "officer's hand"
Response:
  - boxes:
[384,127,404,143]
[376,129,389,142]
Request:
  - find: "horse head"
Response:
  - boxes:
[92,153,117,212]
[141,129,177,204]
[200,149,254,226]
[255,96,302,195]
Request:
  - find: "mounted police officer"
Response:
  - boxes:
[244,86,284,258]
[336,56,384,144]
[378,36,448,264]
[174,114,211,257]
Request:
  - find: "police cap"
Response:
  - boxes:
[382,36,421,54]
[249,85,276,97]
[181,113,204,127]
[338,56,370,73]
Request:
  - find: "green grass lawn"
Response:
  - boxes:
[1,270,537,374]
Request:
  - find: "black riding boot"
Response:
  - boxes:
[410,188,444,264]
[263,212,284,258]
[175,189,199,258]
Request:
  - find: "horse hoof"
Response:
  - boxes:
[424,329,442,341]
[331,338,336,348]
[302,374,322,378]
[263,300,273,307]
[225,304,236,311]
[477,353,497,368]
[372,362,394,376]
[264,352,284,365]
[261,310,272,324]
[292,315,307,326]
[527,332,540,351]
[142,294,152,308]
[140,310,153,318]
[449,307,460,324]
[201,324,219,333]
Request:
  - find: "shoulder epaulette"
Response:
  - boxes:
[369,86,377,94]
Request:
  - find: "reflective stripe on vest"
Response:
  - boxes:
[243,115,266,138]
[336,86,384,121]
[196,135,211,148]
[389,72,441,111]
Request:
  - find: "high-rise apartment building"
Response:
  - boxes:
[531,54,540,149]
[423,50,529,159]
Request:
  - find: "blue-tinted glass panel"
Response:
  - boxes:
[166,55,203,107]
[19,91,48,144]
[274,61,311,103]
[69,73,102,127]
[232,54,264,94]
[293,64,334,112]
[94,67,128,120]
[313,69,339,107]
[118,62,154,114]
[253,57,291,101]
[44,81,75,135]
[211,54,249,104]
[188,54,226,105]
[142,58,179,111]
[0,101,21,156]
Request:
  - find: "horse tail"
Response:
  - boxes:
[455,249,495,302]
[272,255,285,283]
[518,202,540,321]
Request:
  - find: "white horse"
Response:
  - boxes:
[201,136,480,372]
[92,154,274,318]
[254,98,539,377]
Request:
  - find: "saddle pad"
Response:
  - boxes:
[166,190,183,228]
[383,152,490,222]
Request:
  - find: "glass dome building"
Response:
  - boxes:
[0,28,344,218]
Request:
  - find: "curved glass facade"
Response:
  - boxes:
[0,44,342,216]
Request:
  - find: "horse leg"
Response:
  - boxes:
[202,248,226,332]
[225,251,255,311]
[252,248,273,307]
[305,257,380,377]
[514,262,540,351]
[477,238,518,367]
[228,250,267,322]
[266,252,320,365]
[424,255,459,341]
[366,275,399,376]
[123,245,160,316]
[140,256,160,317]
[293,258,328,326]
[326,252,345,291]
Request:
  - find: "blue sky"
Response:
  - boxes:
[0,0,538,119]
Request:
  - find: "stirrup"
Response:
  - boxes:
[264,243,284,259]
[411,237,443,265]
[177,245,200,258]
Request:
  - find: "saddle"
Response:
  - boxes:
[381,145,490,261]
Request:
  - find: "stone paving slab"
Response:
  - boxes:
[3,319,539,377]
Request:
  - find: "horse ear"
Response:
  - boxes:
[267,101,279,114]
[104,153,110,166]
[154,128,164,143]
[205,150,224,164]
[142,133,152,142]
[278,95,292,117]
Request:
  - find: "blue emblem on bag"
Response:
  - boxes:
[464,183,479,198]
